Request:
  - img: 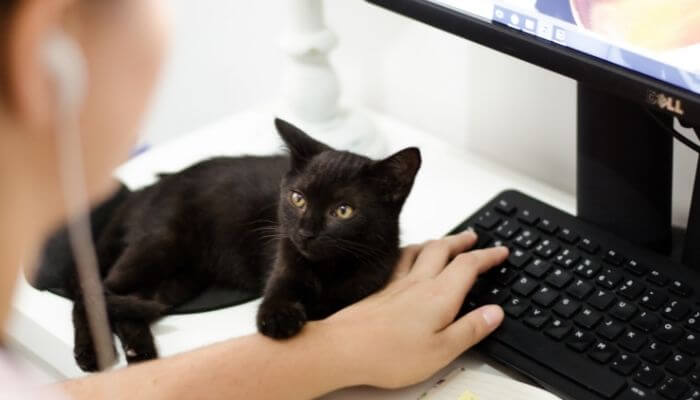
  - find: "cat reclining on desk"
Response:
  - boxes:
[65,119,421,371]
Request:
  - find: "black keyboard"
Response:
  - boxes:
[454,190,700,400]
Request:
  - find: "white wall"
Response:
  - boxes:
[141,0,696,227]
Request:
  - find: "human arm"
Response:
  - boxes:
[57,231,508,399]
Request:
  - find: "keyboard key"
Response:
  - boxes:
[534,239,560,259]
[641,341,671,364]
[524,258,550,278]
[681,388,700,399]
[598,319,625,340]
[532,286,558,307]
[578,237,600,254]
[574,307,602,329]
[557,228,579,244]
[610,300,638,321]
[516,209,539,225]
[511,276,538,297]
[554,248,580,268]
[490,265,518,286]
[567,329,596,352]
[617,385,654,399]
[658,377,689,400]
[537,218,557,234]
[546,268,573,289]
[493,319,626,399]
[680,333,700,356]
[632,311,660,333]
[617,279,646,301]
[475,211,501,230]
[625,259,649,277]
[640,289,668,311]
[690,366,700,384]
[611,353,640,376]
[566,279,594,300]
[620,330,648,352]
[553,297,581,318]
[477,286,509,305]
[506,248,531,269]
[655,323,684,344]
[596,268,624,290]
[666,353,694,376]
[664,301,691,321]
[603,249,625,266]
[671,280,693,297]
[544,318,571,340]
[523,307,550,329]
[513,229,539,249]
[495,198,516,215]
[633,364,664,388]
[588,290,616,311]
[589,341,618,364]
[503,297,529,318]
[649,269,670,286]
[686,311,700,333]
[574,259,601,279]
[494,220,520,240]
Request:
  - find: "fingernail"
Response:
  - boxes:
[463,229,477,238]
[482,305,504,327]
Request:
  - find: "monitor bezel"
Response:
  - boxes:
[366,0,700,127]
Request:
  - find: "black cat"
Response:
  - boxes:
[66,119,421,371]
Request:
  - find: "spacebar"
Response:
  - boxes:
[492,319,626,399]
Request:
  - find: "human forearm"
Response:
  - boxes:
[58,321,353,400]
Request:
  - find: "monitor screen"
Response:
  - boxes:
[428,0,700,97]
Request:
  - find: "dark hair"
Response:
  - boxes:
[0,0,21,102]
[1,1,20,101]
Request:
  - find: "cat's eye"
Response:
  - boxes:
[334,204,355,219]
[290,191,306,208]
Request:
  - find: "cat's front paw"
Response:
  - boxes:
[74,344,99,372]
[257,301,307,339]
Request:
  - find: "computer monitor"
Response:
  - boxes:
[367,0,700,261]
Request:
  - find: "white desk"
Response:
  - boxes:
[8,110,573,398]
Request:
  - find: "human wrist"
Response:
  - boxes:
[302,319,367,392]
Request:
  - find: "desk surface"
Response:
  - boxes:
[9,110,574,398]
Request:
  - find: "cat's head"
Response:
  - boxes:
[274,118,421,262]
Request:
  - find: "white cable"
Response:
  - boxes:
[45,33,117,371]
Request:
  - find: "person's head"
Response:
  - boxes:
[0,0,168,232]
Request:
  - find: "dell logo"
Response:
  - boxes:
[648,90,685,116]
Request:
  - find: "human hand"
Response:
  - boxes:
[321,231,508,389]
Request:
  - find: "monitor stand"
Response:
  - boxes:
[576,83,674,255]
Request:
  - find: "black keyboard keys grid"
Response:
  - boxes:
[457,192,700,400]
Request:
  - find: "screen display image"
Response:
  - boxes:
[431,0,700,96]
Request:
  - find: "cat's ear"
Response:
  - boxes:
[275,118,331,171]
[370,147,422,203]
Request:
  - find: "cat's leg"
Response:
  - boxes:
[256,266,319,339]
[72,300,98,371]
[72,298,117,372]
[113,320,157,364]
[103,239,179,294]
[112,276,205,364]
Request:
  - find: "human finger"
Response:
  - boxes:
[409,231,477,279]
[439,304,504,356]
[391,244,423,280]
[435,246,509,301]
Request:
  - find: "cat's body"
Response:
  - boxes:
[68,119,421,371]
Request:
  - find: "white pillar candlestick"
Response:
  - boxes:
[278,0,384,157]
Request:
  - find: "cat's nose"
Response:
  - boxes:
[298,229,315,239]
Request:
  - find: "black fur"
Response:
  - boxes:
[65,119,421,371]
